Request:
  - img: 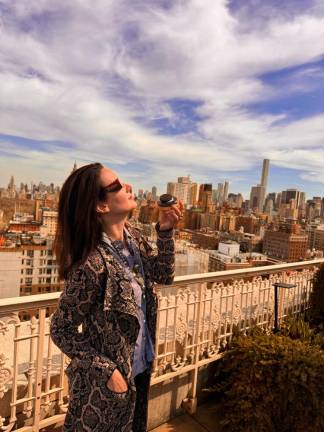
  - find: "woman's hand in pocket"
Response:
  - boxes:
[106,369,128,393]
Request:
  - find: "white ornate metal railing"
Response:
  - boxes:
[0,259,323,430]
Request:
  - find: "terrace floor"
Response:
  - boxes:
[48,399,222,432]
[151,400,222,432]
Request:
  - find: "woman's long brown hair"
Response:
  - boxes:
[55,162,104,279]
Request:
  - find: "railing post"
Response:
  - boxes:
[182,282,203,414]
[272,282,296,332]
[33,308,46,432]
[274,284,279,332]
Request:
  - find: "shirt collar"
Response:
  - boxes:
[102,227,133,246]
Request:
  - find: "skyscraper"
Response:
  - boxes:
[321,198,324,218]
[250,185,265,212]
[259,159,269,211]
[8,175,16,199]
[167,177,191,205]
[71,161,77,173]
[223,181,229,202]
[249,159,270,212]
[198,184,213,212]
[138,189,144,199]
[151,186,157,200]
[189,183,199,205]
[217,183,224,203]
[212,189,218,204]
[167,182,175,195]
[177,176,190,184]
[265,192,277,211]
[261,159,269,189]
[281,189,301,208]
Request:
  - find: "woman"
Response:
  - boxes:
[50,163,181,432]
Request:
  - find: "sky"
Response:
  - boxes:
[0,0,324,199]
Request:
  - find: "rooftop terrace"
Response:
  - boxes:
[0,258,323,431]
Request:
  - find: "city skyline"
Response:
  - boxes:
[1,1,324,196]
[1,162,322,199]
[2,159,323,204]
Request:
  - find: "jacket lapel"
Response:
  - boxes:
[97,242,140,325]
[125,224,152,273]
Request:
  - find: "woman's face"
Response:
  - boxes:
[99,167,137,215]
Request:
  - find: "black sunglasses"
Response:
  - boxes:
[103,178,123,193]
[99,178,123,200]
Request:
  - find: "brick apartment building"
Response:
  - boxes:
[263,222,308,262]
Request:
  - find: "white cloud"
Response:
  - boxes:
[0,0,324,194]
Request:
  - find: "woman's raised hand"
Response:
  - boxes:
[158,200,184,231]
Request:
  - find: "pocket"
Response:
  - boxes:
[100,371,129,400]
[107,385,129,398]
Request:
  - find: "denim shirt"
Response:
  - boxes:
[102,231,154,377]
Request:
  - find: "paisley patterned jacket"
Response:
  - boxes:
[50,223,175,432]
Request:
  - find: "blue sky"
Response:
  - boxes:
[248,58,324,122]
[0,0,324,199]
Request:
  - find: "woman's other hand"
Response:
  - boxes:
[158,200,184,231]
[106,368,128,393]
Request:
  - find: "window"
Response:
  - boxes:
[21,269,24,274]
[46,277,51,283]
[27,250,34,257]
[47,269,51,275]
[47,250,53,256]
[26,268,33,275]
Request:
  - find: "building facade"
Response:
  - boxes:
[263,225,308,262]
[0,243,63,300]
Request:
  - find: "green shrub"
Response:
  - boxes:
[279,315,313,341]
[208,333,324,432]
[279,316,324,348]
[309,263,324,326]
[313,331,324,350]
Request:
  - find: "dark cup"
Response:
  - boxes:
[158,193,178,207]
